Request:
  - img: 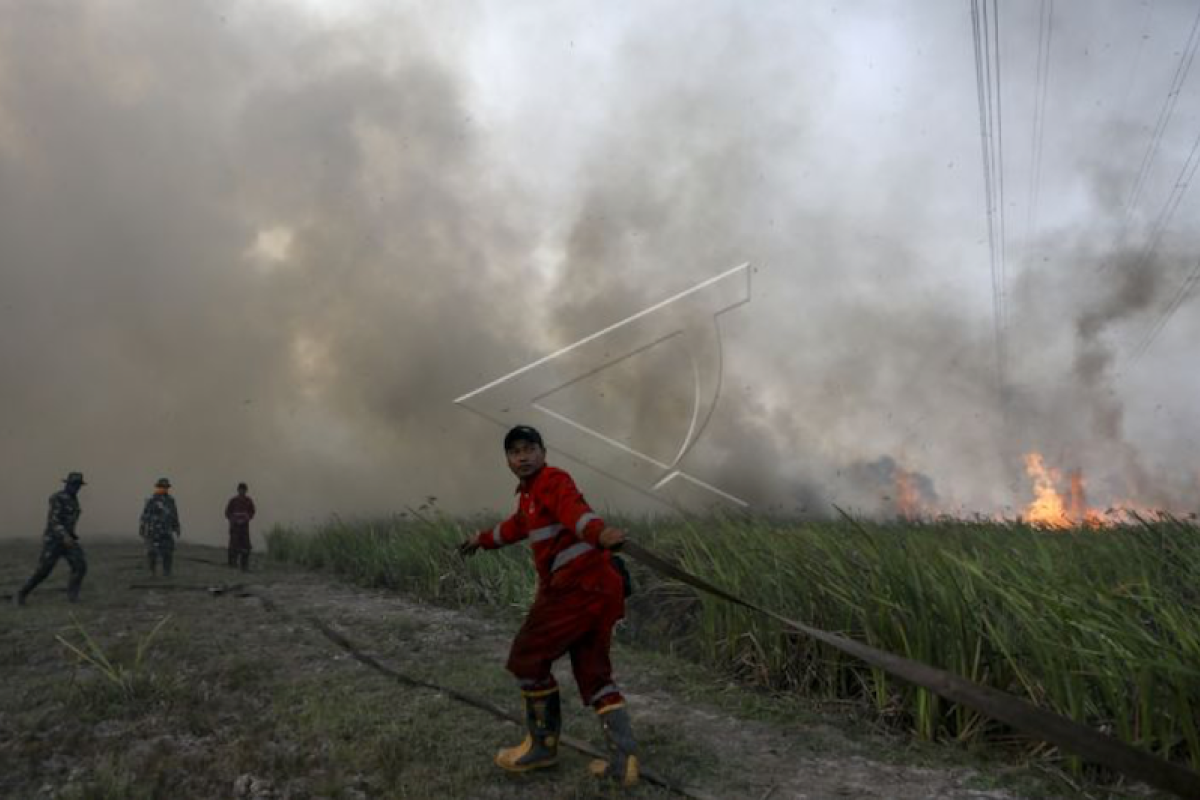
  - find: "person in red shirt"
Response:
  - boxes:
[224,482,257,571]
[459,425,638,786]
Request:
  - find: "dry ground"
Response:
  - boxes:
[0,539,1100,799]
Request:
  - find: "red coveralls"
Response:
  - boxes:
[224,495,256,553]
[477,465,626,710]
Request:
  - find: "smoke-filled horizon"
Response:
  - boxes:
[2,0,1199,544]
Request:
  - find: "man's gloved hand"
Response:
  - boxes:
[458,535,482,557]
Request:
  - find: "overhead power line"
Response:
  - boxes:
[1106,4,1200,368]
[1025,0,1054,251]
[1120,2,1200,233]
[970,0,1008,393]
[1129,260,1200,365]
[1126,128,1200,365]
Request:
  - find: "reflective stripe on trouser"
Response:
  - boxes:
[590,703,639,786]
[506,577,625,708]
[588,683,619,705]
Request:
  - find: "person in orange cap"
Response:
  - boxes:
[140,477,181,576]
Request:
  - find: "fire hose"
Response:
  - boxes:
[255,593,715,800]
[131,544,1200,797]
[617,539,1200,798]
[127,581,711,798]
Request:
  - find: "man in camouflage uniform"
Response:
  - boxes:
[14,472,89,606]
[140,477,181,577]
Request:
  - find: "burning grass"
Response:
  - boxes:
[266,512,1200,779]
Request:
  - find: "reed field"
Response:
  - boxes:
[266,512,1200,776]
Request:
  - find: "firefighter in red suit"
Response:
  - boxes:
[459,425,638,786]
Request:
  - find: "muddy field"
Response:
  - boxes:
[0,540,1108,799]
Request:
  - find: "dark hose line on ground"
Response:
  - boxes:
[125,536,1200,797]
[124,582,710,799]
[618,539,1200,799]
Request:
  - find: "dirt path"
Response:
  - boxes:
[0,541,1050,799]
[261,581,1021,799]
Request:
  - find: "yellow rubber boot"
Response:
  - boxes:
[495,687,560,772]
[587,703,639,787]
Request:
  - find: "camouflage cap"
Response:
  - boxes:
[63,471,86,485]
[155,477,172,488]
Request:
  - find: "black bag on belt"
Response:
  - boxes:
[611,554,633,598]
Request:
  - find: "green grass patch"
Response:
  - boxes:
[267,512,1200,783]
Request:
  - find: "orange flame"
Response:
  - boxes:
[1023,453,1070,528]
[1066,470,1106,528]
[895,466,921,519]
[1022,452,1149,527]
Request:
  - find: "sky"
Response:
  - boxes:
[1,0,1199,543]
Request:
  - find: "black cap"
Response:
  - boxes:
[155,477,172,488]
[63,471,86,486]
[504,425,544,451]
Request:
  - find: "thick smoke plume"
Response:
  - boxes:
[2,1,1198,543]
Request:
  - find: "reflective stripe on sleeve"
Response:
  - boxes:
[550,541,593,572]
[575,512,600,535]
[529,523,564,543]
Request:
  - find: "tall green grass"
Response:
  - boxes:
[266,512,1200,771]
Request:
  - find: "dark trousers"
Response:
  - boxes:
[228,529,251,571]
[227,547,250,571]
[148,548,174,576]
[21,537,87,600]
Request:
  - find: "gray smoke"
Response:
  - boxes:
[2,1,1198,543]
[843,456,940,518]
